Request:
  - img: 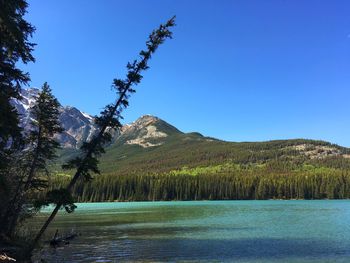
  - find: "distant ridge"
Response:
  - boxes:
[13,88,350,176]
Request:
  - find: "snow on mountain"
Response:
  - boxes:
[12,88,182,149]
[12,88,97,148]
[56,106,97,148]
[11,87,40,130]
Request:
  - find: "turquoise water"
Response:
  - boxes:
[32,200,350,262]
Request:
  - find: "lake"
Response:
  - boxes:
[31,200,350,262]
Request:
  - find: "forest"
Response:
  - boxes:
[44,136,350,202]
[48,160,350,202]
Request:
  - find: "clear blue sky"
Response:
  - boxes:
[23,1,350,146]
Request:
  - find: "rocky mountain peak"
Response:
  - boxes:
[122,115,158,130]
[10,87,40,131]
[12,88,182,149]
[12,88,97,149]
[21,87,40,97]
[118,114,181,148]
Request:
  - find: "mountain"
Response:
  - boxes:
[13,88,350,176]
[116,115,182,147]
[12,88,97,148]
[14,88,350,201]
[12,88,183,149]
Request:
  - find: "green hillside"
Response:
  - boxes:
[52,116,350,202]
[99,135,350,174]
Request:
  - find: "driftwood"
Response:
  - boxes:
[49,229,78,247]
[0,253,16,261]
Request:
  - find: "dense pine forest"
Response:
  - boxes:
[54,167,350,201]
[48,138,350,202]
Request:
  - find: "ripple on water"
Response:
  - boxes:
[32,200,350,263]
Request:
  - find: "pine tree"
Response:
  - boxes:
[0,0,35,237]
[0,0,35,151]
[28,16,176,253]
[1,82,63,237]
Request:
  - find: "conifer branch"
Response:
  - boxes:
[30,16,176,252]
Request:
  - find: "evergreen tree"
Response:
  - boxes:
[1,83,63,238]
[0,0,35,150]
[29,16,176,253]
[0,0,35,237]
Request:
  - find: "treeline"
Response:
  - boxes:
[50,165,350,202]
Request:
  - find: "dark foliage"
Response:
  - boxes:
[0,0,36,243]
[30,16,176,251]
[49,162,350,202]
[0,0,35,149]
[1,83,62,238]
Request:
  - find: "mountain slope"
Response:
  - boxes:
[14,88,350,177]
[15,88,350,201]
[13,89,182,150]
[115,115,182,147]
[59,135,350,202]
[98,136,350,175]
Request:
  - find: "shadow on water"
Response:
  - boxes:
[39,237,350,262]
[32,201,350,262]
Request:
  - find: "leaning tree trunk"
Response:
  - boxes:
[5,129,42,236]
[27,17,175,255]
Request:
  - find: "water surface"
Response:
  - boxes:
[32,200,350,262]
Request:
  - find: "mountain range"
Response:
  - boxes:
[12,88,350,175]
[12,88,183,150]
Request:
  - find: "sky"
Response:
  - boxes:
[22,0,350,146]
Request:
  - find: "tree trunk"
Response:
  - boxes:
[5,128,42,236]
[26,203,61,255]
[27,16,175,253]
